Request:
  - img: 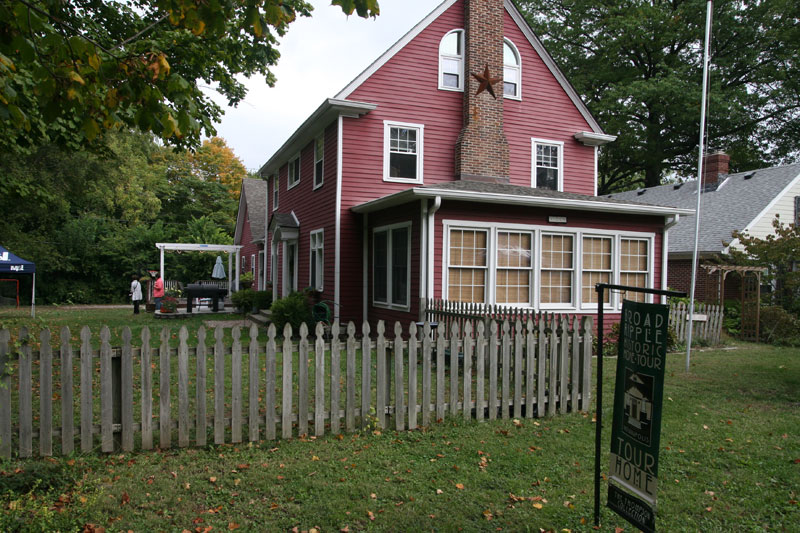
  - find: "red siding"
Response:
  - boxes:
[238,203,265,290]
[267,123,339,304]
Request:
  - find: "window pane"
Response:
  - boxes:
[443,72,460,88]
[441,31,461,56]
[391,227,409,306]
[503,42,519,66]
[535,144,559,189]
[374,231,388,303]
[389,153,417,179]
[503,81,517,97]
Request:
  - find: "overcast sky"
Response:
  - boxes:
[204,0,439,172]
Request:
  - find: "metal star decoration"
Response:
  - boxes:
[472,64,502,99]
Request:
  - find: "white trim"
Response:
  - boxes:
[336,0,459,99]
[505,0,605,134]
[287,153,301,189]
[419,200,428,310]
[723,168,800,253]
[440,220,655,313]
[281,240,299,297]
[502,38,522,100]
[531,138,564,191]
[438,29,464,92]
[574,131,617,147]
[309,228,324,291]
[352,186,694,217]
[383,120,424,184]
[428,196,442,301]
[372,221,413,311]
[335,116,343,320]
[593,146,598,197]
[272,173,279,209]
[313,134,324,190]
[539,231,575,310]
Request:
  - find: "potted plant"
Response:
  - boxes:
[160,296,178,314]
[240,271,254,290]
[231,289,255,314]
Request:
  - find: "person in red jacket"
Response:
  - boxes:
[153,276,165,311]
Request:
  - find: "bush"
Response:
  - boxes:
[759,306,800,346]
[253,290,273,311]
[160,296,178,313]
[231,289,256,312]
[723,300,742,337]
[271,291,313,333]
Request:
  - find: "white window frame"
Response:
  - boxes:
[579,234,615,309]
[313,135,324,190]
[494,229,534,306]
[442,220,654,313]
[539,232,575,310]
[438,29,464,91]
[372,221,412,311]
[383,121,424,184]
[447,227,491,305]
[503,38,522,100]
[619,237,652,304]
[272,173,279,209]
[531,139,564,191]
[288,154,300,189]
[309,229,324,291]
[251,253,256,277]
[282,240,299,297]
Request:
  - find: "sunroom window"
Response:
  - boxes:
[581,236,612,305]
[496,231,533,305]
[620,238,649,302]
[448,229,488,303]
[540,233,574,305]
[439,30,464,90]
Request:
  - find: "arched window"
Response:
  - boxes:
[503,39,521,99]
[439,30,464,90]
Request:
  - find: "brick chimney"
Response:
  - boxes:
[702,150,730,188]
[454,0,510,183]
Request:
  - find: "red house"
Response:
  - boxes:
[257,0,690,326]
[234,178,268,290]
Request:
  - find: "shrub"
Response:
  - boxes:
[271,291,313,334]
[253,290,273,311]
[160,296,178,313]
[231,289,256,312]
[723,300,742,337]
[759,306,800,346]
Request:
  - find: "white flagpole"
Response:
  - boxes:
[687,0,714,372]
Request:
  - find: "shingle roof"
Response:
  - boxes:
[241,178,267,240]
[269,212,300,229]
[607,163,800,254]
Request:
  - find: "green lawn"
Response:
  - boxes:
[1,310,798,532]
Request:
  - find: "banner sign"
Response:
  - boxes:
[608,299,668,533]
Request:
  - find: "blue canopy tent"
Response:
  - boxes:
[0,245,36,317]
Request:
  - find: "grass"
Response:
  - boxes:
[1,330,798,531]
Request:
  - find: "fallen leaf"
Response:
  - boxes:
[455,483,464,489]
[436,489,443,494]
[533,503,543,509]
[370,493,377,499]
[367,510,375,521]
[120,492,130,505]
[209,477,217,483]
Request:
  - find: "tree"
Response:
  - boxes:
[193,137,249,197]
[729,216,800,315]
[518,0,800,194]
[0,0,380,155]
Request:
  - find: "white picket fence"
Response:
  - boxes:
[0,316,593,458]
[668,301,724,345]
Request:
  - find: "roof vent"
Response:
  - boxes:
[637,189,647,196]
[673,183,683,190]
[743,171,756,180]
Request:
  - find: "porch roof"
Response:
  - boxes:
[351,181,695,217]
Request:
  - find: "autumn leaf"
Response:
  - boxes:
[367,510,375,521]
[533,503,543,509]
[228,523,240,530]
[209,476,217,483]
[120,492,130,505]
[455,483,465,490]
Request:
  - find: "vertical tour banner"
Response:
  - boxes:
[608,299,669,533]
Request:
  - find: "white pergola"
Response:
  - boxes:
[155,243,243,295]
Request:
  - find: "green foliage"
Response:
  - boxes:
[723,300,742,337]
[159,296,178,313]
[759,306,800,347]
[231,289,256,312]
[0,130,246,304]
[729,216,800,315]
[0,0,379,155]
[519,0,800,193]
[253,290,273,311]
[240,271,255,283]
[270,291,312,333]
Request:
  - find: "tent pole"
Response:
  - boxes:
[31,273,36,318]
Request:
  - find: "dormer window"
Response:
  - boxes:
[439,30,464,91]
[503,39,521,99]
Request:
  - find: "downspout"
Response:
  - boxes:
[427,196,442,303]
[419,200,429,321]
[335,115,344,321]
[661,214,680,303]
[362,213,369,324]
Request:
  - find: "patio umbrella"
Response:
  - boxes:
[211,256,226,279]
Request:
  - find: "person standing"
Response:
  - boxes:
[153,276,165,311]
[130,275,143,314]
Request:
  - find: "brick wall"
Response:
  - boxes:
[454,0,510,182]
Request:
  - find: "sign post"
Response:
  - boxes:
[594,284,685,530]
